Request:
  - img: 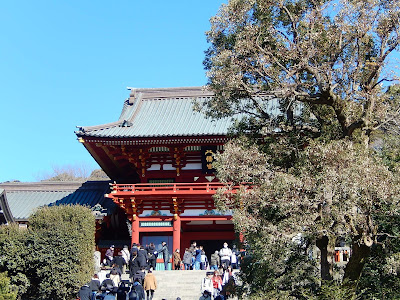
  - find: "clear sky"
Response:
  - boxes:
[0,0,227,182]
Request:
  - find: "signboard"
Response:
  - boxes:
[201,146,217,174]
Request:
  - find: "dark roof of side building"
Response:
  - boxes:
[75,86,281,139]
[0,181,115,222]
[0,189,14,224]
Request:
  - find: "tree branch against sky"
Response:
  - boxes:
[202,0,400,142]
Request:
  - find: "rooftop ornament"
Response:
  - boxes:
[91,204,107,224]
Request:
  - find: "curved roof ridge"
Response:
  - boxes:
[76,120,123,134]
[128,86,214,102]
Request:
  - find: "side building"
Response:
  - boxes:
[0,181,115,232]
[75,87,239,260]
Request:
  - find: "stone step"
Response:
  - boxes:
[152,270,207,300]
[108,270,239,300]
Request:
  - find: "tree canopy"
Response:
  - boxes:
[203,0,400,298]
[203,0,400,143]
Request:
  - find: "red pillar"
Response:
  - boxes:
[173,215,181,260]
[131,216,140,246]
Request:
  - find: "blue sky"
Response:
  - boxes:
[0,0,226,182]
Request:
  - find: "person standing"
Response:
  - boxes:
[137,245,148,270]
[219,242,232,268]
[129,251,140,282]
[143,268,157,300]
[231,245,239,269]
[210,250,220,270]
[113,251,126,271]
[89,274,101,300]
[194,246,202,270]
[146,243,157,271]
[110,263,122,287]
[78,283,91,300]
[105,245,115,267]
[160,241,170,270]
[130,278,145,300]
[173,249,182,270]
[94,248,101,273]
[201,272,213,296]
[211,270,223,299]
[200,246,208,270]
[183,248,192,270]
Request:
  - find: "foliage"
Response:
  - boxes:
[356,207,400,299]
[0,272,17,300]
[214,137,400,298]
[202,0,400,142]
[0,224,30,297]
[26,205,95,300]
[204,0,400,298]
[0,206,95,300]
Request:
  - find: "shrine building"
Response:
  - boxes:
[75,87,240,258]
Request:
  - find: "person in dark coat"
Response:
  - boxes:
[183,248,192,270]
[160,241,170,270]
[133,267,146,285]
[89,274,101,300]
[129,251,140,281]
[101,273,115,291]
[130,243,139,257]
[137,245,148,269]
[113,251,126,271]
[129,278,145,300]
[78,284,91,300]
[146,243,157,270]
[105,245,115,267]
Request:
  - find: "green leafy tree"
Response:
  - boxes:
[203,0,400,298]
[215,138,400,298]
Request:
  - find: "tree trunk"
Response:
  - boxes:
[316,236,334,280]
[343,241,371,281]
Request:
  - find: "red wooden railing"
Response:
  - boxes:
[109,182,228,196]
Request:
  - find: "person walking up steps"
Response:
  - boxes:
[121,245,130,273]
[160,241,170,270]
[143,268,157,300]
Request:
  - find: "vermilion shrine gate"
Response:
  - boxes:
[75,87,239,259]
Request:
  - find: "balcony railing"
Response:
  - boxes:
[109,182,228,196]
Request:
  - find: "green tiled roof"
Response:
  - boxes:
[76,87,281,139]
[0,181,115,221]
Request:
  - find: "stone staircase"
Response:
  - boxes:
[151,270,206,300]
[119,269,239,300]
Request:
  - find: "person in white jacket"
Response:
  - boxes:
[201,272,214,295]
[219,242,232,268]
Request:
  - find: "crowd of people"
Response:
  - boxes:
[182,242,241,271]
[78,241,240,300]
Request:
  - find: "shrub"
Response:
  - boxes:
[0,224,30,297]
[25,205,95,300]
[0,206,95,299]
[0,272,17,300]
